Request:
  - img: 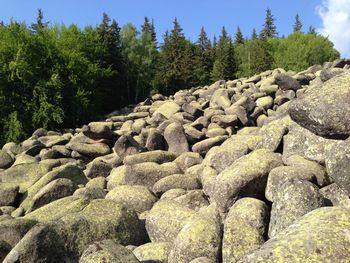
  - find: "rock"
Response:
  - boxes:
[210,89,231,109]
[114,135,144,160]
[160,188,187,200]
[325,139,350,192]
[73,187,106,200]
[268,178,324,238]
[153,174,201,196]
[0,186,19,207]
[255,96,273,110]
[124,150,178,165]
[203,136,249,173]
[153,101,181,119]
[106,185,158,213]
[26,178,76,213]
[146,199,196,242]
[320,183,350,207]
[275,73,301,91]
[211,115,238,128]
[168,204,221,263]
[174,190,209,211]
[107,166,126,190]
[80,239,139,263]
[174,152,203,172]
[164,123,189,154]
[67,141,111,158]
[0,163,51,193]
[239,207,350,262]
[182,102,204,119]
[86,176,106,189]
[211,149,283,213]
[38,134,70,148]
[0,218,37,248]
[192,136,228,156]
[223,198,269,263]
[289,72,350,138]
[125,162,181,190]
[258,116,290,151]
[133,242,170,263]
[145,129,165,151]
[190,257,212,263]
[84,160,112,179]
[21,164,87,211]
[0,240,11,262]
[0,150,14,169]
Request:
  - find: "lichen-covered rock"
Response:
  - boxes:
[211,149,283,213]
[325,139,350,192]
[67,141,111,158]
[26,178,76,213]
[82,122,113,140]
[107,166,126,190]
[223,198,269,263]
[289,72,350,138]
[275,73,301,91]
[73,187,106,200]
[0,150,14,169]
[153,174,201,196]
[268,178,324,238]
[153,101,181,119]
[125,162,181,190]
[0,218,37,248]
[0,240,11,262]
[84,159,112,179]
[0,186,19,207]
[86,176,106,189]
[123,150,178,165]
[114,135,144,160]
[133,242,170,263]
[146,199,196,242]
[320,183,350,206]
[168,204,221,263]
[106,185,158,213]
[80,239,139,263]
[164,123,189,154]
[192,136,228,156]
[174,152,203,172]
[239,207,350,262]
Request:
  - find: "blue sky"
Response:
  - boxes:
[0,0,350,57]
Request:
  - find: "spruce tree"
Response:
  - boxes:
[195,26,213,85]
[251,28,258,39]
[260,8,278,39]
[293,14,303,33]
[307,26,317,35]
[141,17,151,34]
[150,19,157,45]
[234,26,244,46]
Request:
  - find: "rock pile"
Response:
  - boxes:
[1,58,350,262]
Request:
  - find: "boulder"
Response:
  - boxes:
[0,150,14,169]
[146,199,196,242]
[223,198,269,263]
[174,152,203,172]
[289,72,350,138]
[107,166,126,190]
[211,149,283,212]
[133,242,170,263]
[80,239,139,263]
[67,141,111,158]
[123,150,178,165]
[106,185,158,213]
[239,207,350,262]
[275,73,301,91]
[173,190,209,211]
[114,135,143,160]
[84,160,112,179]
[268,178,324,238]
[153,174,201,196]
[0,186,19,207]
[192,136,228,156]
[145,129,165,151]
[73,187,106,200]
[164,123,189,154]
[153,101,181,119]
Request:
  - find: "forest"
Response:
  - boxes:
[0,9,340,145]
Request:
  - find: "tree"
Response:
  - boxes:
[293,14,303,33]
[307,26,317,35]
[234,26,244,46]
[251,28,258,40]
[194,26,213,85]
[260,8,278,39]
[211,27,236,81]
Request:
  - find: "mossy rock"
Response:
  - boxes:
[173,190,209,211]
[168,204,221,263]
[106,185,158,213]
[86,176,106,189]
[67,141,111,158]
[0,186,19,207]
[211,148,283,213]
[0,218,37,248]
[0,150,14,169]
[0,163,51,193]
[153,174,201,196]
[174,152,203,172]
[133,242,170,263]
[21,164,87,211]
[146,199,196,242]
[223,198,269,263]
[239,207,350,262]
[153,101,181,119]
[123,150,178,165]
[0,240,11,262]
[73,187,106,201]
[80,239,139,263]
[107,166,127,190]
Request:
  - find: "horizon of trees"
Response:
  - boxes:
[0,8,340,145]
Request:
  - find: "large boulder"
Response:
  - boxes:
[211,149,283,212]
[239,207,350,262]
[223,198,269,263]
[123,150,178,165]
[289,72,350,138]
[268,178,324,238]
[153,101,181,119]
[164,123,189,154]
[133,242,170,263]
[80,239,139,263]
[0,186,19,207]
[0,150,14,169]
[145,199,196,242]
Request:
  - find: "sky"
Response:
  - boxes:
[0,0,350,57]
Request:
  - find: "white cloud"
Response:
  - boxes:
[317,0,350,58]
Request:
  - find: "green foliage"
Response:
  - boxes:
[260,8,278,39]
[234,26,244,46]
[293,14,303,33]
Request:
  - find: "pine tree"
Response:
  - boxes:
[141,17,151,34]
[251,28,258,39]
[234,26,244,46]
[150,19,157,45]
[31,9,48,32]
[307,26,317,35]
[195,26,213,85]
[260,8,278,39]
[293,14,303,33]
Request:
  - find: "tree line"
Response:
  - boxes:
[0,9,340,145]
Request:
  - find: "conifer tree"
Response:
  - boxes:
[260,8,278,39]
[195,26,213,85]
[234,26,244,46]
[293,14,303,33]
[307,26,317,35]
[251,28,258,39]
